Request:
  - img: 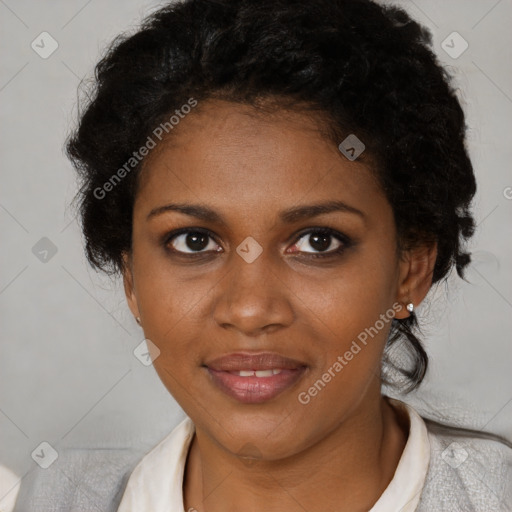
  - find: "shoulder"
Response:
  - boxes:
[417,419,512,512]
[13,447,142,512]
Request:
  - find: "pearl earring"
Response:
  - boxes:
[406,302,414,313]
[136,317,142,325]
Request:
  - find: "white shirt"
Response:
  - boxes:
[117,397,431,512]
[0,465,21,512]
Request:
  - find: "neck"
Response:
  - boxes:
[183,393,408,512]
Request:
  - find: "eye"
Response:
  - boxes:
[165,228,221,255]
[288,228,350,258]
[163,226,351,259]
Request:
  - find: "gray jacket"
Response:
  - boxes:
[13,420,512,511]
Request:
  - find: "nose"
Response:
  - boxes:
[212,248,295,337]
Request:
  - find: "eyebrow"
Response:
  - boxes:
[146,200,365,224]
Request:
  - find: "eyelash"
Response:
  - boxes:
[162,226,352,260]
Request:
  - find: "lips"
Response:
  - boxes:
[205,352,306,372]
[204,352,308,404]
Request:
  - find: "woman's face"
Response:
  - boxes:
[123,99,415,460]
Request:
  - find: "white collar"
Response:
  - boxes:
[117,397,430,512]
[368,398,431,511]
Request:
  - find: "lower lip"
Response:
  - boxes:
[206,367,307,404]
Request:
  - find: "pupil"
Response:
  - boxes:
[187,233,208,251]
[310,234,330,252]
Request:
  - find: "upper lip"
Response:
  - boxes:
[204,352,307,371]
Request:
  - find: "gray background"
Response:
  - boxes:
[1,0,511,502]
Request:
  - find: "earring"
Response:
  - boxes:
[406,302,414,313]
[136,317,142,326]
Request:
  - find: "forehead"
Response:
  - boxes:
[134,99,384,220]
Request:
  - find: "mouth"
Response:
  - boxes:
[204,352,308,404]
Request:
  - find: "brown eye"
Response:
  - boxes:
[166,229,221,254]
[288,228,351,258]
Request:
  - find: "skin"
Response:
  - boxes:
[122,98,437,511]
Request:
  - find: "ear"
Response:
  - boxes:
[394,242,437,319]
[121,251,141,320]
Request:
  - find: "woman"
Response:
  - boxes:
[16,0,511,510]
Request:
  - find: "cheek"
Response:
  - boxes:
[293,246,400,388]
[299,245,399,335]
[302,287,393,379]
[133,235,210,319]
[132,255,209,369]
[291,277,397,432]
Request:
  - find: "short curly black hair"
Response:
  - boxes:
[65,0,476,393]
